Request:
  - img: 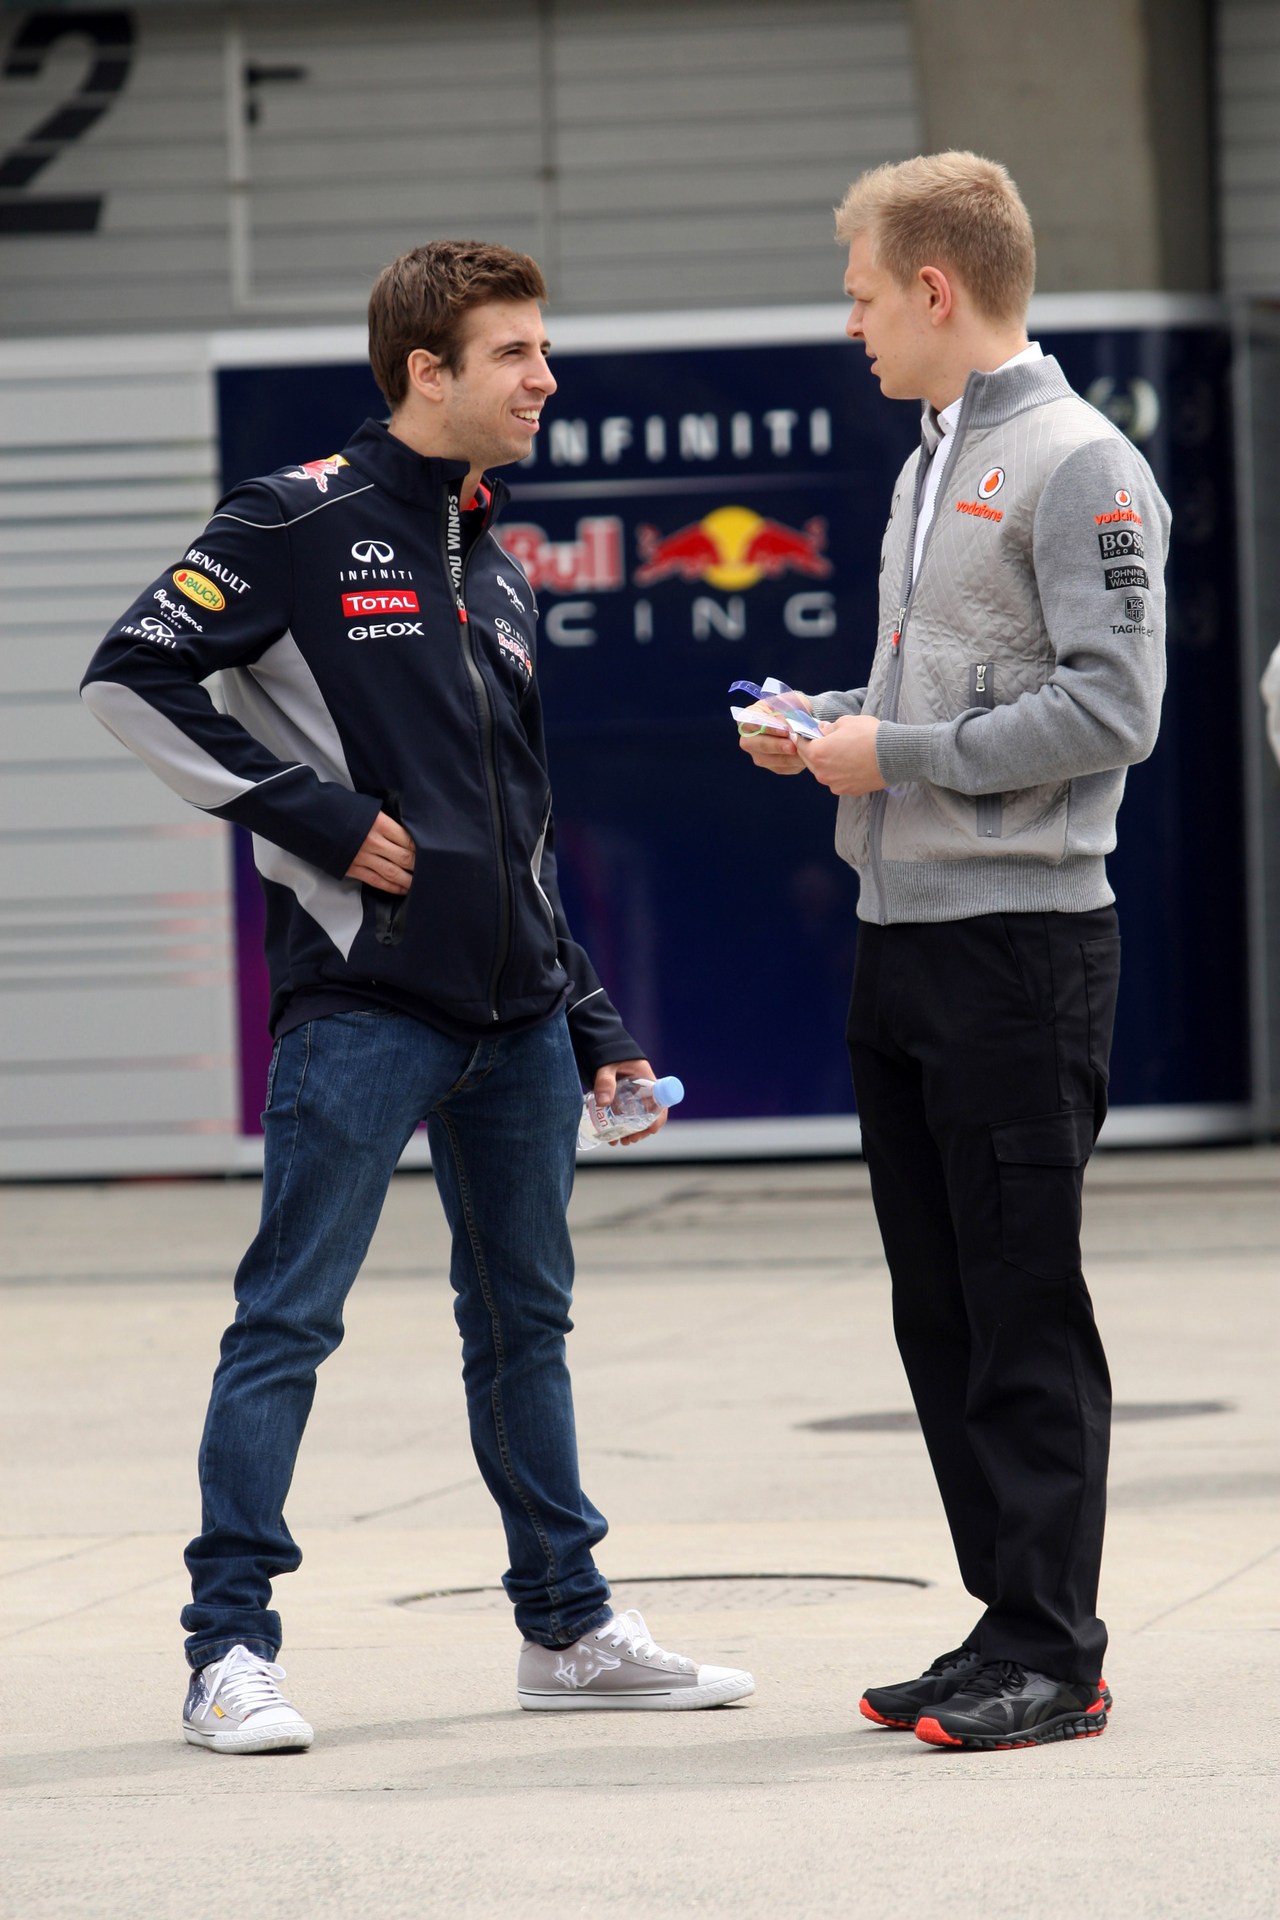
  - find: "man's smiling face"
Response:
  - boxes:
[437,299,556,471]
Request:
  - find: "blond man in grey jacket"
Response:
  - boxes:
[741,152,1169,1752]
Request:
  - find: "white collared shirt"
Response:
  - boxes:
[910,342,1044,583]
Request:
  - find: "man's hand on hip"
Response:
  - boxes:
[346,811,415,892]
[799,716,887,796]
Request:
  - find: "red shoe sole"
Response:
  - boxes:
[915,1704,1108,1751]
[858,1698,914,1729]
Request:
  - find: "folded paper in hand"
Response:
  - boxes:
[729,676,823,741]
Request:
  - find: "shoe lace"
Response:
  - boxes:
[962,1660,1028,1697]
[596,1609,690,1668]
[926,1646,977,1676]
[209,1645,292,1719]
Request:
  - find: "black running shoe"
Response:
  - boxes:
[915,1661,1109,1750]
[859,1647,983,1729]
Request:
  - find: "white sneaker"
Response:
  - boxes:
[182,1644,314,1753]
[516,1608,755,1711]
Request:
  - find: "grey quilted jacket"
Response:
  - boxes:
[812,356,1170,924]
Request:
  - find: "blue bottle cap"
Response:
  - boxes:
[651,1076,684,1108]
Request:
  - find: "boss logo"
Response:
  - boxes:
[1098,529,1145,560]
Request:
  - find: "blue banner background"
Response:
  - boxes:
[219,322,1246,1131]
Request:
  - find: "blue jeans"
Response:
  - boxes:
[181,1008,612,1669]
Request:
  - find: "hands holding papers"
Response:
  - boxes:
[732,676,887,795]
[730,676,823,741]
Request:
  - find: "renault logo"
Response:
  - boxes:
[352,540,394,564]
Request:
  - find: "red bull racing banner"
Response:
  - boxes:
[219,308,1247,1144]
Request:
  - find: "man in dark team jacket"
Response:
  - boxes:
[83,241,753,1750]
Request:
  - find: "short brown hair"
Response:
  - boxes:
[368,239,548,407]
[835,152,1035,324]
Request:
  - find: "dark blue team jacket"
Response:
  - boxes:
[81,418,638,1069]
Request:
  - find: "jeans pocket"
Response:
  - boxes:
[991,1109,1095,1279]
[264,1038,282,1112]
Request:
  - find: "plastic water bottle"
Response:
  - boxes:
[578,1075,685,1150]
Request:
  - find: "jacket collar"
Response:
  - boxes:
[341,418,510,520]
[953,355,1073,434]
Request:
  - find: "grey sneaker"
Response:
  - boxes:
[182,1643,314,1753]
[517,1607,755,1712]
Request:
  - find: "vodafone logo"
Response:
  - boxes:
[978,466,1005,500]
[341,590,420,618]
[1114,489,1133,509]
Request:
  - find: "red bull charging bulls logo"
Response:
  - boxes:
[284,454,349,493]
[633,506,833,589]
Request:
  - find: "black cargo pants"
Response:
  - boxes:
[847,908,1120,1683]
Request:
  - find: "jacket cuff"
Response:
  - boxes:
[874,721,938,786]
[811,690,862,723]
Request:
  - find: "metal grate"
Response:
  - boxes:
[398,1570,929,1614]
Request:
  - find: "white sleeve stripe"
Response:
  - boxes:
[82,679,301,812]
[568,986,604,1012]
[209,484,374,531]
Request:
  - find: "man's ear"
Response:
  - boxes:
[919,265,954,327]
[405,347,445,405]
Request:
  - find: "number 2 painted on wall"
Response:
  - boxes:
[0,10,135,236]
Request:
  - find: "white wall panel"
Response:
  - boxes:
[0,0,918,332]
[1218,0,1280,296]
[0,330,237,1178]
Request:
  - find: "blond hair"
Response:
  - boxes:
[835,152,1035,324]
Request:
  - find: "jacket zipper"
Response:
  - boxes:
[971,663,1001,839]
[442,484,511,1020]
[869,402,972,912]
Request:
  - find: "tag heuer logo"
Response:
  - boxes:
[1124,595,1145,623]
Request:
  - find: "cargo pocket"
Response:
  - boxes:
[1082,936,1121,1079]
[990,1109,1095,1279]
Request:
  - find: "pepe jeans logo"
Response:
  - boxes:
[496,572,526,612]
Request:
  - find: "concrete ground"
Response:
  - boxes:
[1,1147,1277,1919]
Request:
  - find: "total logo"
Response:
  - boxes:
[342,590,419,619]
